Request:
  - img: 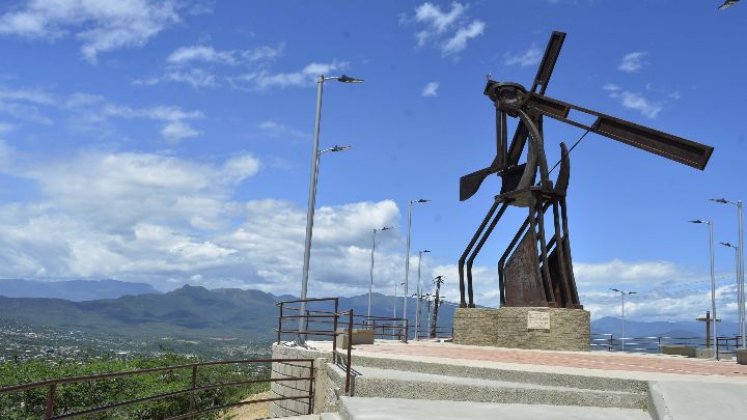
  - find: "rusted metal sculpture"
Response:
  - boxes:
[458,31,714,309]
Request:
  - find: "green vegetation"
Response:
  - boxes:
[0,354,269,419]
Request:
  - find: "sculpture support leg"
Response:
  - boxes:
[458,199,501,307]
[466,202,508,307]
[551,199,573,306]
[531,194,556,306]
[560,198,580,305]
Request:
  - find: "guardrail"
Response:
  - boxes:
[275,298,410,395]
[0,358,314,419]
[591,333,745,360]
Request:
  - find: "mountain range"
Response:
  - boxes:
[0,279,159,301]
[0,280,736,341]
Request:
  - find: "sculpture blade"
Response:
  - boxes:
[505,31,566,166]
[527,93,713,170]
[460,158,499,201]
[531,31,566,95]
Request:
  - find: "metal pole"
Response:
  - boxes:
[415,251,425,340]
[403,202,413,339]
[621,292,625,352]
[368,228,377,321]
[738,201,745,348]
[298,75,325,342]
[709,221,718,360]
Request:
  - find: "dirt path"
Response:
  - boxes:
[220,391,270,420]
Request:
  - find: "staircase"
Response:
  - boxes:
[325,353,651,419]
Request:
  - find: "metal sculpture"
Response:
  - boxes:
[458,31,714,309]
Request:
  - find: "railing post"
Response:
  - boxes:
[277,303,283,344]
[715,336,720,360]
[608,335,612,352]
[307,360,315,415]
[333,299,339,356]
[403,319,408,344]
[188,365,198,418]
[345,310,353,395]
[44,383,56,419]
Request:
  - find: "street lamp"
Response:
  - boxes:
[691,219,719,359]
[721,241,744,348]
[610,288,636,352]
[403,198,430,338]
[711,197,745,348]
[368,226,393,321]
[392,281,405,339]
[718,0,740,11]
[299,74,363,343]
[414,249,431,340]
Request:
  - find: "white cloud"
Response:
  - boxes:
[421,81,439,97]
[0,0,181,62]
[442,20,484,55]
[257,120,306,139]
[166,44,283,66]
[101,104,203,143]
[415,2,465,36]
[167,45,237,65]
[136,44,284,89]
[504,45,543,67]
[409,2,485,57]
[574,259,677,285]
[605,86,664,119]
[0,87,56,105]
[231,61,347,90]
[0,144,402,293]
[618,51,647,73]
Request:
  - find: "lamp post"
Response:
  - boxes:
[298,74,363,343]
[691,219,718,359]
[711,197,745,348]
[610,288,636,352]
[368,226,392,321]
[403,198,429,338]
[393,281,404,339]
[721,241,743,347]
[414,249,430,340]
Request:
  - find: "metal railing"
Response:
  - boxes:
[0,358,314,419]
[410,325,453,340]
[275,298,411,395]
[591,333,745,359]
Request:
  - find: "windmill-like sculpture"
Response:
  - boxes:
[458,31,714,310]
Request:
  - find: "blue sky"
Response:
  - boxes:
[0,0,745,322]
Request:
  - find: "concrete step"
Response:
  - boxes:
[327,364,647,410]
[337,397,651,420]
[349,352,647,394]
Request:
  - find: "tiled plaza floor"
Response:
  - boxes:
[353,341,747,378]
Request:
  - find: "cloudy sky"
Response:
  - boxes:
[0,1,745,322]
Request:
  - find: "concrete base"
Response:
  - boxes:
[737,349,747,365]
[660,345,697,358]
[336,329,375,349]
[453,307,590,351]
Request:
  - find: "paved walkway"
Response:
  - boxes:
[344,340,747,380]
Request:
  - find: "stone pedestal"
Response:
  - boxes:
[737,348,747,365]
[453,306,590,351]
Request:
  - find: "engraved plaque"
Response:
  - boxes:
[527,311,550,330]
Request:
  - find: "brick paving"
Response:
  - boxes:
[356,341,747,378]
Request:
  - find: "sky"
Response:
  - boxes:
[0,0,745,323]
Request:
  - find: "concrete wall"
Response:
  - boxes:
[269,343,333,417]
[453,307,591,351]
